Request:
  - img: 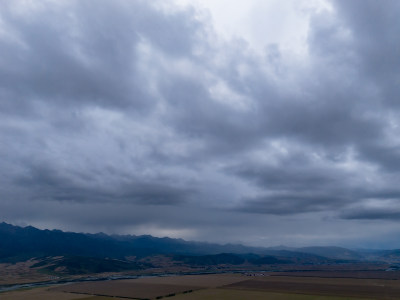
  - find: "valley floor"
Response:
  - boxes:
[2,272,397,300]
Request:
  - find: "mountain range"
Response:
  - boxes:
[1,222,398,275]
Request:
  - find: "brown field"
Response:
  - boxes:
[242,275,400,287]
[0,286,86,300]
[170,288,368,300]
[132,273,245,287]
[53,280,200,299]
[74,297,128,300]
[3,273,400,299]
[51,274,245,299]
[273,271,400,280]
[223,275,400,299]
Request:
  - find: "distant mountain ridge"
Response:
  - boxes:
[0,222,393,264]
[0,222,268,261]
[297,246,363,260]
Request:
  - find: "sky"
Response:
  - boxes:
[1,0,400,249]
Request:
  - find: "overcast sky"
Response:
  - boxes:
[1,0,400,249]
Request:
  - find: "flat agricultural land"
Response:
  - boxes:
[273,270,400,280]
[223,275,400,299]
[72,297,128,300]
[0,286,87,300]
[53,280,199,299]
[51,273,245,299]
[132,273,245,287]
[4,273,400,299]
[170,288,368,300]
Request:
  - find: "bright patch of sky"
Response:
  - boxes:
[174,0,333,57]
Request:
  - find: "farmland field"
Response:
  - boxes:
[3,273,400,299]
[221,275,400,299]
[75,297,126,300]
[50,273,246,299]
[170,288,369,300]
[53,280,200,299]
[0,286,87,300]
[132,273,245,287]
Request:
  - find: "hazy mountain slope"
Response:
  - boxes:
[297,246,364,260]
[0,222,371,264]
[0,222,267,261]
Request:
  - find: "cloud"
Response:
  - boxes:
[1,0,400,247]
[340,197,400,221]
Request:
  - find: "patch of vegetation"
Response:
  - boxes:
[173,253,245,266]
[249,255,291,265]
[165,293,176,297]
[31,256,144,275]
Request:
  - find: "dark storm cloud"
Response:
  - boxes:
[341,208,400,221]
[0,0,203,117]
[324,0,400,172]
[238,193,348,215]
[13,160,193,205]
[222,0,400,221]
[1,0,400,246]
[228,149,360,215]
[332,0,400,105]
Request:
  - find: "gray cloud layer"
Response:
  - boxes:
[1,0,400,248]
